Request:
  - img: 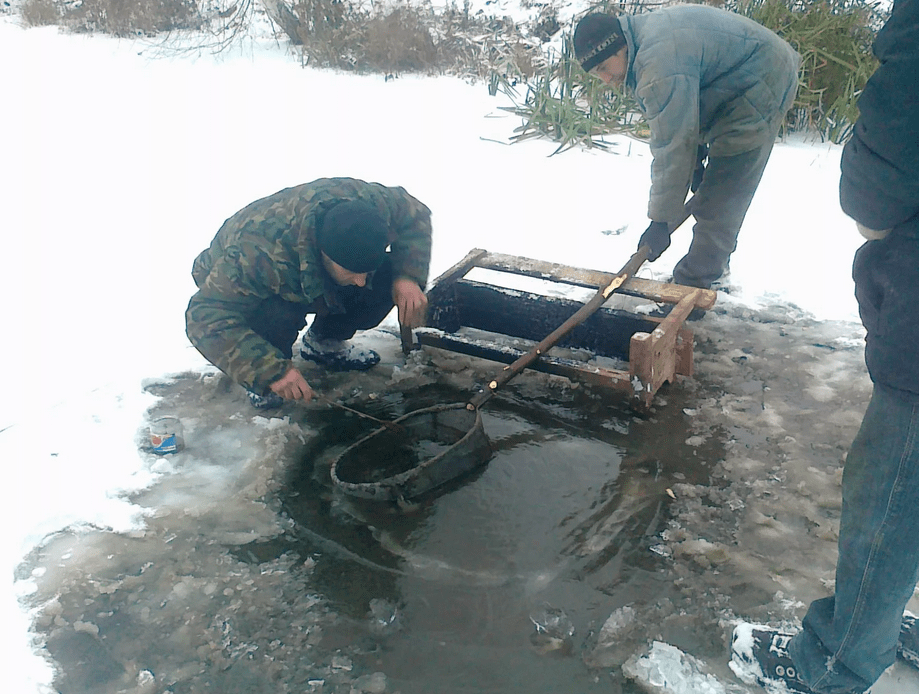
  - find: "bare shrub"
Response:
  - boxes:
[359,8,437,73]
[292,0,355,66]
[21,0,61,26]
[290,0,542,79]
[435,6,544,83]
[23,0,201,35]
[294,1,441,74]
[733,0,883,142]
[18,0,544,84]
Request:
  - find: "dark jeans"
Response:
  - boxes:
[789,384,919,693]
[246,257,396,357]
[672,141,775,289]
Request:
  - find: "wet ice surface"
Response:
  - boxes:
[16,299,919,694]
[276,374,703,693]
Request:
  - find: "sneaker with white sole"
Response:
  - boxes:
[300,330,380,371]
[730,623,813,694]
[900,611,919,669]
[247,390,285,410]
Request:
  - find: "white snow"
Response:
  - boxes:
[2,8,918,694]
[624,640,747,694]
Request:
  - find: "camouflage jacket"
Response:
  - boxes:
[185,178,432,394]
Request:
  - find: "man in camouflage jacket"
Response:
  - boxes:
[186,178,432,404]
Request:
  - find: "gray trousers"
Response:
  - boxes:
[672,139,776,289]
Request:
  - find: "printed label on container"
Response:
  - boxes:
[151,433,180,454]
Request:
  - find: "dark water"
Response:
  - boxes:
[20,377,723,694]
[332,409,471,485]
[276,383,719,693]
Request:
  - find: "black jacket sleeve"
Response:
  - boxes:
[847,0,919,400]
[839,0,919,234]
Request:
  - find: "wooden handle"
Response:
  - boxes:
[316,394,404,432]
[465,196,693,411]
[467,246,650,410]
[400,323,414,355]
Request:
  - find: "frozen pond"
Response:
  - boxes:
[16,302,919,693]
[278,384,719,693]
[18,362,721,693]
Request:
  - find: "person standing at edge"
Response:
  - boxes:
[185,177,432,409]
[730,1,919,692]
[573,5,800,290]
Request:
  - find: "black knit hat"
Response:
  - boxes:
[317,200,389,274]
[573,13,626,73]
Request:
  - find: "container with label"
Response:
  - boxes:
[149,416,185,454]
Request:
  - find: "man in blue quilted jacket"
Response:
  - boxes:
[574,5,800,289]
[730,1,919,692]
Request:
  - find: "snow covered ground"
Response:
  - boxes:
[3,8,919,694]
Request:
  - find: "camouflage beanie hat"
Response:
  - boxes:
[318,200,389,274]
[573,13,626,73]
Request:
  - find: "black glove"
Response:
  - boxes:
[691,144,708,193]
[638,221,671,261]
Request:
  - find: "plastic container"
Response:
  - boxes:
[149,416,185,454]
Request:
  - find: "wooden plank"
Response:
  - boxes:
[429,279,660,361]
[676,328,694,378]
[425,251,492,334]
[471,250,716,309]
[474,251,614,288]
[621,277,716,309]
[415,331,635,392]
[428,248,490,289]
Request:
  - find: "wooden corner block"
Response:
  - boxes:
[630,330,654,392]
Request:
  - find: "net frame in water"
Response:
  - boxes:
[330,403,492,502]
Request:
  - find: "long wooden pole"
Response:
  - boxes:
[467,246,650,410]
[465,198,695,411]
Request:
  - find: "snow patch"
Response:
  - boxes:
[624,641,746,694]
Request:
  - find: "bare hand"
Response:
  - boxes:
[392,278,428,328]
[269,366,314,402]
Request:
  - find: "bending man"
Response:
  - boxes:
[574,5,800,289]
[186,177,432,408]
